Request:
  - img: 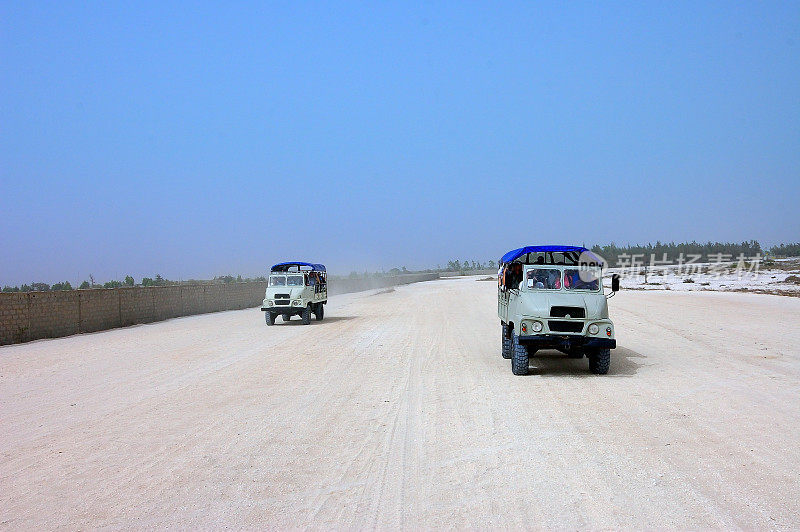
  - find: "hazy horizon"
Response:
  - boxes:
[2,2,799,286]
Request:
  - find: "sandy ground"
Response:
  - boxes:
[1,277,799,529]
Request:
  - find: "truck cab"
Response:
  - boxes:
[498,246,619,375]
[262,262,327,325]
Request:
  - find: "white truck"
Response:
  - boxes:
[498,246,619,375]
[261,262,327,325]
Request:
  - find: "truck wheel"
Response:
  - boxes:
[302,304,311,325]
[265,312,275,326]
[589,349,611,374]
[314,303,324,321]
[501,324,512,359]
[282,313,291,322]
[511,333,529,375]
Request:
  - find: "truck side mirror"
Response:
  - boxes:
[611,274,620,292]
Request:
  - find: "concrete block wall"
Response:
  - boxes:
[80,290,120,333]
[0,282,267,346]
[154,286,183,321]
[29,291,80,340]
[181,285,204,316]
[0,274,439,346]
[0,292,31,344]
[119,287,155,326]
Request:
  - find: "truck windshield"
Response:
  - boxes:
[526,268,561,290]
[287,275,304,286]
[564,268,601,291]
[269,275,286,286]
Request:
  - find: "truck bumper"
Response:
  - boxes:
[261,302,325,313]
[518,334,616,350]
[261,305,302,314]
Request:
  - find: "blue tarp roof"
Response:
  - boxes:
[271,262,326,272]
[500,246,601,265]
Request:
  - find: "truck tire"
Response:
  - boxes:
[589,349,611,374]
[511,333,529,375]
[265,312,275,326]
[282,313,291,322]
[314,303,324,321]
[302,304,311,325]
[501,324,512,359]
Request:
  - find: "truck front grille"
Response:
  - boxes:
[275,293,290,299]
[550,306,585,318]
[274,299,290,305]
[548,320,584,333]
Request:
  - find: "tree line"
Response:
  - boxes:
[2,274,268,293]
[590,240,766,264]
[587,240,800,266]
[340,260,496,279]
[3,241,799,292]
[769,242,800,258]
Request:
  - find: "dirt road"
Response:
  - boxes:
[1,277,799,528]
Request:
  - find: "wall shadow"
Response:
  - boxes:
[526,346,646,377]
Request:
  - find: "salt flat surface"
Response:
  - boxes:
[1,278,799,528]
[610,258,800,295]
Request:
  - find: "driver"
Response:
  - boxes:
[547,269,561,289]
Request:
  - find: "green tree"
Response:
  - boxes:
[141,277,154,286]
[51,281,73,291]
[769,243,800,257]
[124,275,135,287]
[79,281,90,289]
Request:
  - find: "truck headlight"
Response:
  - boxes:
[531,321,543,333]
[292,300,302,306]
[589,324,599,335]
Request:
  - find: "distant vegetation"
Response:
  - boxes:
[590,240,766,264]
[341,259,496,280]
[3,241,799,293]
[769,242,800,258]
[2,273,267,293]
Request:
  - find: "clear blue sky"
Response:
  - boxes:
[2,2,799,285]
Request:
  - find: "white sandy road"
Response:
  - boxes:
[1,277,799,529]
